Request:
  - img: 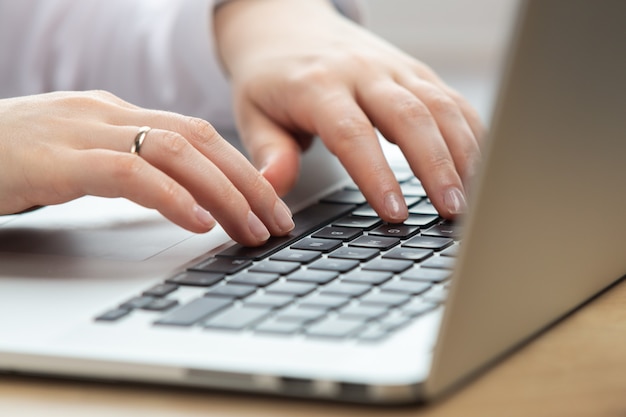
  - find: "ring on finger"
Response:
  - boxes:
[130,126,151,155]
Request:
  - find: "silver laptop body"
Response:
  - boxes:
[1,0,624,404]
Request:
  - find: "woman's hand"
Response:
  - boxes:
[0,91,294,246]
[215,0,484,223]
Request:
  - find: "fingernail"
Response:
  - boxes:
[248,211,271,242]
[443,187,467,215]
[274,199,295,233]
[193,205,216,228]
[384,191,408,222]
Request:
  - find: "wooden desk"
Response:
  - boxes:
[2,280,626,417]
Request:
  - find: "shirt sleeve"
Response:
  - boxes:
[0,0,361,131]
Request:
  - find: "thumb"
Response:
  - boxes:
[236,102,302,196]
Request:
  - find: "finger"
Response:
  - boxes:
[441,86,486,143]
[310,89,408,223]
[396,77,481,185]
[134,127,290,245]
[235,99,302,196]
[76,113,295,242]
[357,79,467,218]
[403,62,487,144]
[64,149,217,234]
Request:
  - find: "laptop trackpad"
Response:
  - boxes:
[0,197,193,261]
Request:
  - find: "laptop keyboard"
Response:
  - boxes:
[95,171,458,342]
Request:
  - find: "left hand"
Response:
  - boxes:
[214,0,484,223]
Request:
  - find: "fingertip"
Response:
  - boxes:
[193,204,217,231]
[442,186,467,217]
[383,191,409,223]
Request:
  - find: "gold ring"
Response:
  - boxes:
[130,126,151,155]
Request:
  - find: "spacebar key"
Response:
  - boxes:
[216,202,356,260]
[154,296,231,327]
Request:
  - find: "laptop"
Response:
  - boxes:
[1,0,624,404]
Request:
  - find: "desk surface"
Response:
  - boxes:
[2,279,626,417]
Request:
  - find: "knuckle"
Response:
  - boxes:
[394,98,430,121]
[110,153,143,181]
[187,116,221,147]
[189,116,218,140]
[159,130,189,157]
[426,152,456,173]
[329,116,372,154]
[286,63,333,89]
[428,93,458,115]
[157,177,183,204]
[332,116,371,141]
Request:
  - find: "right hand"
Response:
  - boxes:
[0,90,294,246]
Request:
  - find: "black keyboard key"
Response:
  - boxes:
[351,205,378,217]
[216,203,355,260]
[402,299,438,316]
[409,200,439,215]
[244,293,294,309]
[312,226,362,241]
[320,281,371,297]
[120,296,155,309]
[342,270,393,285]
[403,214,440,228]
[141,298,179,311]
[369,224,419,239]
[400,183,427,197]
[403,235,454,250]
[270,249,322,263]
[266,281,317,297]
[228,272,279,287]
[440,244,460,257]
[205,283,257,299]
[142,283,178,298]
[306,317,365,339]
[357,326,389,342]
[204,306,271,330]
[333,216,381,230]
[360,292,410,307]
[308,258,359,273]
[249,260,300,275]
[401,267,451,283]
[299,294,350,310]
[349,236,400,250]
[287,269,338,285]
[421,256,456,270]
[291,238,343,253]
[321,189,367,205]
[363,258,413,273]
[422,223,460,239]
[190,257,251,274]
[274,306,327,323]
[329,247,379,261]
[403,196,423,208]
[166,271,224,287]
[378,313,413,331]
[382,247,434,262]
[255,319,302,335]
[380,280,431,295]
[154,296,232,327]
[339,305,388,321]
[422,285,449,303]
[95,308,131,322]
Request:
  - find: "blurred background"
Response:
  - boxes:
[361,0,519,123]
